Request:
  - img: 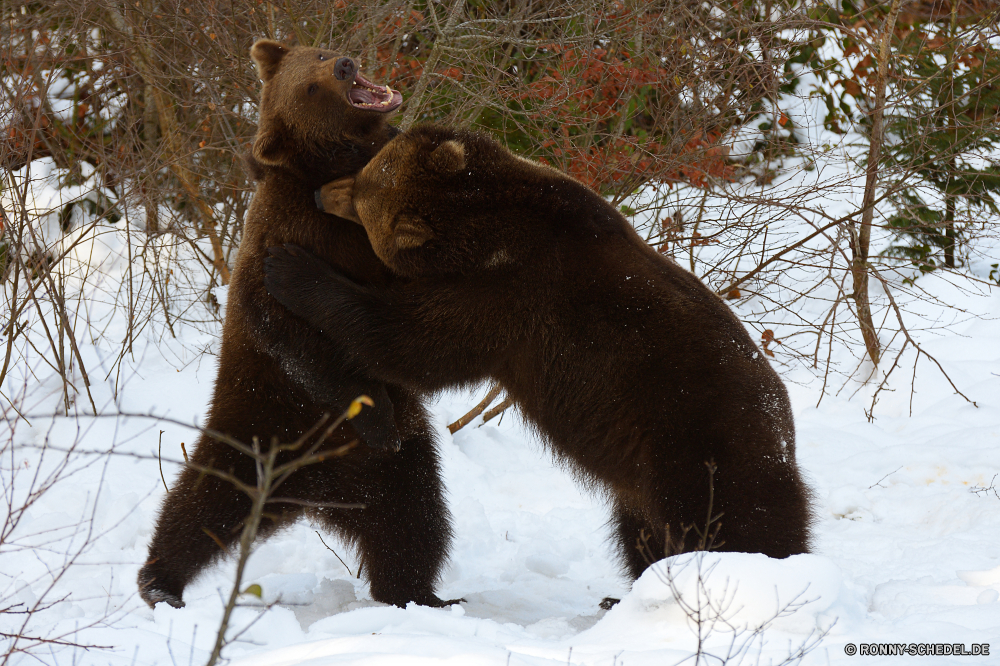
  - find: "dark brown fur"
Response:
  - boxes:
[265,125,813,581]
[137,47,454,609]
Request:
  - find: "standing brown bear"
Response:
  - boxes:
[263,125,813,584]
[138,45,455,609]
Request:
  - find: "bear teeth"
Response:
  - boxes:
[350,79,397,109]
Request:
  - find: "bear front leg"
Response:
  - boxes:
[263,244,371,330]
[263,244,499,393]
[273,355,401,452]
[247,260,402,452]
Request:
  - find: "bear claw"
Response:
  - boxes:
[137,567,186,609]
[142,588,186,609]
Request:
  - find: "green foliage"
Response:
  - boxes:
[883,193,952,273]
[879,21,1000,271]
[785,2,1000,274]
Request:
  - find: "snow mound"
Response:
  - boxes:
[575,552,845,658]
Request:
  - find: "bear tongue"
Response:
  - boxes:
[349,73,402,112]
[349,87,380,106]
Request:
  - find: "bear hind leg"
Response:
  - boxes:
[138,444,285,608]
[312,430,457,608]
[610,502,664,581]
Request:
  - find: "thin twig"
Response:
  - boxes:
[869,266,977,409]
[448,384,502,434]
[157,430,168,493]
[315,530,353,577]
[481,397,514,426]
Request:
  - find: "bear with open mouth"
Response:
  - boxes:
[137,45,457,611]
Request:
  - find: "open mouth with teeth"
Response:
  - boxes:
[348,72,403,113]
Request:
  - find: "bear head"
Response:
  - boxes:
[319,125,527,279]
[249,39,402,170]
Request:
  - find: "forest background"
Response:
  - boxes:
[4,0,1000,406]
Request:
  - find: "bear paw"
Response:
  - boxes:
[137,565,186,609]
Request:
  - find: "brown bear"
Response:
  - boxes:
[137,45,456,610]
[263,124,813,585]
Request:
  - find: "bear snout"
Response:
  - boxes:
[334,57,356,81]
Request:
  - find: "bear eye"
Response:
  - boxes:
[307,83,318,96]
[318,54,326,61]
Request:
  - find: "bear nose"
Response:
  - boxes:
[334,57,356,81]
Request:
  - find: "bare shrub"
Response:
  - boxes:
[0,417,116,662]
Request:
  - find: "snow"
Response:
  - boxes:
[3,160,1000,665]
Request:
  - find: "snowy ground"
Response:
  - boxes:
[3,162,1000,665]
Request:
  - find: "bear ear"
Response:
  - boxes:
[251,39,288,82]
[428,140,465,173]
[252,119,295,167]
[317,177,360,222]
[394,213,434,249]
